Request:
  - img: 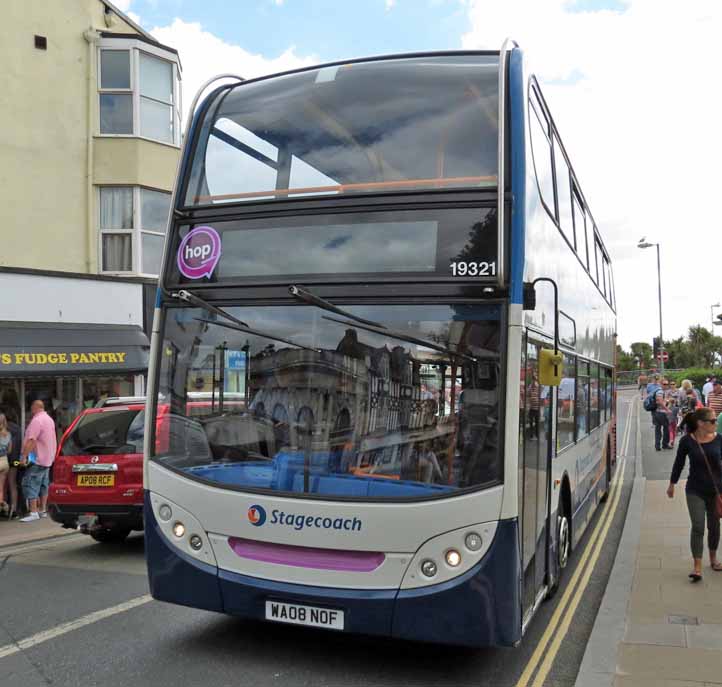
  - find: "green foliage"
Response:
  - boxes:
[664,368,717,390]
[618,327,721,372]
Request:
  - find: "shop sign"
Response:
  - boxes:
[0,348,145,375]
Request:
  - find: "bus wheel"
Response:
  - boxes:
[558,513,570,571]
[547,504,571,599]
[601,436,613,502]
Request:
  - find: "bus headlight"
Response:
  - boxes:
[420,559,438,577]
[465,532,482,551]
[172,522,186,538]
[445,549,462,567]
[189,534,203,551]
[159,504,172,521]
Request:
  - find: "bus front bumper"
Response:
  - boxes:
[144,492,521,648]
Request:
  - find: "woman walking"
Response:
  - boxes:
[667,407,722,581]
[0,413,12,515]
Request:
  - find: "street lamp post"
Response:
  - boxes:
[638,238,665,374]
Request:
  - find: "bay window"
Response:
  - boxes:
[99,186,171,276]
[98,41,181,145]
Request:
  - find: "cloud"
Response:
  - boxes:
[148,19,317,121]
[462,0,722,348]
[385,0,396,10]
[110,0,133,11]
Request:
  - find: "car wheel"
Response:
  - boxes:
[90,527,131,543]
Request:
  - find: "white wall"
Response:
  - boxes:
[0,272,144,326]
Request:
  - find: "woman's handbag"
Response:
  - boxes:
[693,437,722,518]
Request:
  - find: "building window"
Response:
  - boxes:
[99,187,133,271]
[98,44,180,145]
[99,186,171,275]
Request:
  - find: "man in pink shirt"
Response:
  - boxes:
[20,400,57,522]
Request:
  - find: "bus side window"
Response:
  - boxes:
[529,91,555,215]
[572,189,589,270]
[557,354,576,451]
[576,361,590,439]
[552,135,574,248]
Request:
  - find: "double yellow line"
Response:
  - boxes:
[515,397,636,687]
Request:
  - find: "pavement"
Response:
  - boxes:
[0,514,78,549]
[576,396,722,687]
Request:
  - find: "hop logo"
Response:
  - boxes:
[247,504,266,527]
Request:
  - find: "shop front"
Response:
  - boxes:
[0,321,149,435]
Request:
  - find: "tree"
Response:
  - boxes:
[630,342,652,368]
[686,326,722,368]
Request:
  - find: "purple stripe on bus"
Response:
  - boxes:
[228,537,385,572]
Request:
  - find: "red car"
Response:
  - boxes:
[49,402,147,543]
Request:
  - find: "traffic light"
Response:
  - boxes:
[653,336,660,357]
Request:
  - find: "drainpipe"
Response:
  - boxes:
[83,28,100,274]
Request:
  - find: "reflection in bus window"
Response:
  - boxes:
[153,304,502,499]
[589,363,600,429]
[576,361,590,438]
[557,354,576,451]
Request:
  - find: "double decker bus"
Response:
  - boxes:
[144,45,617,648]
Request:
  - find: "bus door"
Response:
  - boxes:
[520,337,551,617]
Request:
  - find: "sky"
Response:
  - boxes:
[114,0,722,350]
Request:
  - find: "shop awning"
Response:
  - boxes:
[0,322,150,377]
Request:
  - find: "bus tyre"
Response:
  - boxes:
[601,436,613,502]
[90,527,131,544]
[547,508,570,599]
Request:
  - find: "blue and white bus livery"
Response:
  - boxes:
[144,45,616,648]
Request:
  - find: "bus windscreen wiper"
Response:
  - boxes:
[172,289,250,329]
[194,318,320,353]
[321,315,476,363]
[289,285,387,329]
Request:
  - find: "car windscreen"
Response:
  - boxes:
[152,302,503,501]
[61,410,144,456]
[183,54,499,206]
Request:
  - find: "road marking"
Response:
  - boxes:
[0,595,152,660]
[529,439,629,686]
[514,397,634,687]
[0,534,81,558]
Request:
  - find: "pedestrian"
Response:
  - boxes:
[0,413,12,516]
[653,382,672,451]
[638,371,649,399]
[702,377,715,405]
[680,379,702,404]
[666,381,680,447]
[707,378,722,417]
[2,406,22,519]
[19,400,57,523]
[667,407,722,581]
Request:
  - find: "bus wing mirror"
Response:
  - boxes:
[539,349,563,386]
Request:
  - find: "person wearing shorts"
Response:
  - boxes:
[20,400,57,523]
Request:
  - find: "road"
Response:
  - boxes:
[0,391,639,687]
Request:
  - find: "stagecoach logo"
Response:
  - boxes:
[91,456,99,464]
[247,504,363,532]
[248,504,267,527]
[177,225,222,280]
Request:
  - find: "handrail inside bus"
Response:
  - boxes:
[192,175,497,204]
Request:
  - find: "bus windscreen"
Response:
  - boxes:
[152,303,502,500]
[183,55,499,206]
